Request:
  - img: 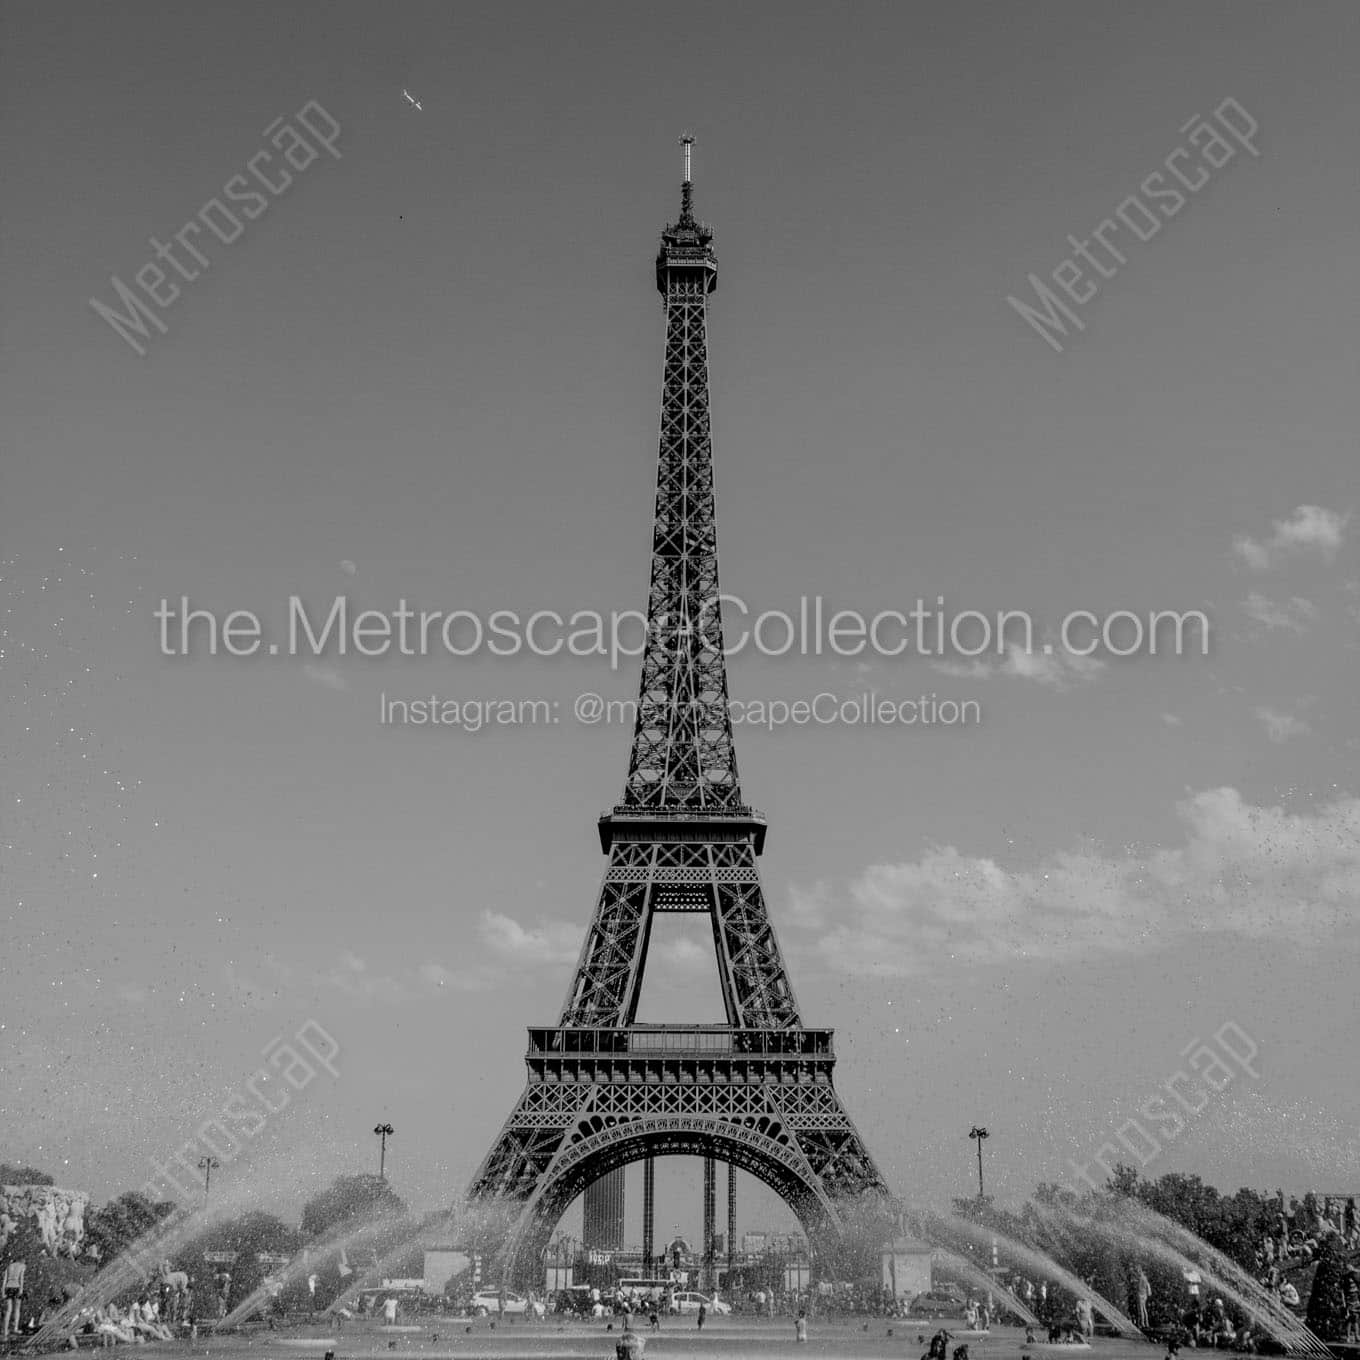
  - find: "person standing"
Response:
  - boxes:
[1137,1269,1152,1329]
[795,1309,808,1343]
[697,1301,707,1330]
[1076,1297,1094,1337]
[2,1259,26,1341]
[383,1296,398,1327]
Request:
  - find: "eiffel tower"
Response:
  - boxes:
[467,139,892,1283]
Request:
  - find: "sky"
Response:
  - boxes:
[2,1,1359,1248]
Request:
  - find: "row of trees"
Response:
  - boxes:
[945,1166,1357,1342]
[0,1167,414,1315]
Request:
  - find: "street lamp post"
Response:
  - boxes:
[198,1156,220,1208]
[968,1126,990,1201]
[374,1123,394,1179]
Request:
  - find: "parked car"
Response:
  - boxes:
[469,1288,539,1316]
[908,1291,966,1318]
[671,1291,731,1315]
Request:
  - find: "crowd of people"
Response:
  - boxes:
[71,1299,176,1347]
[1253,1193,1359,1280]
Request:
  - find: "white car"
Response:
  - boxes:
[469,1288,542,1316]
[671,1291,731,1315]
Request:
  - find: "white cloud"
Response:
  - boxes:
[340,560,357,576]
[1001,642,1105,690]
[1254,706,1312,743]
[649,935,711,971]
[932,659,993,681]
[1241,592,1318,633]
[1233,505,1350,570]
[302,663,347,691]
[479,910,581,966]
[1161,713,1183,727]
[790,788,1360,976]
[317,951,412,1003]
[932,644,1104,691]
[1233,536,1272,571]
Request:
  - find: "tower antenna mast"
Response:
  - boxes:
[679,133,695,221]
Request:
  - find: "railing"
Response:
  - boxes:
[605,805,763,821]
[526,1025,833,1058]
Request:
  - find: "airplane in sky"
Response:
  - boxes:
[402,89,422,111]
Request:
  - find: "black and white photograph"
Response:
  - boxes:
[2,4,1358,1359]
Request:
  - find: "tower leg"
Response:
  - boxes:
[643,1158,656,1270]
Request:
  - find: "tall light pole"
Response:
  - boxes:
[374,1123,394,1180]
[968,1126,990,1201]
[198,1156,220,1208]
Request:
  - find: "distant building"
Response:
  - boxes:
[422,1249,469,1295]
[583,1169,625,1250]
[882,1238,933,1302]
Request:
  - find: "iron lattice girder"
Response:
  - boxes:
[466,1026,888,1244]
[624,275,740,811]
[558,835,799,1029]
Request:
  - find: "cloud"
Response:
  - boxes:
[1241,592,1318,633]
[340,560,357,576]
[1161,713,1183,727]
[1254,706,1312,743]
[216,918,586,1013]
[789,787,1360,976]
[649,935,712,971]
[1001,642,1105,690]
[479,911,581,966]
[932,644,1105,691]
[1233,505,1350,570]
[316,951,413,1003]
[933,659,993,681]
[303,664,347,691]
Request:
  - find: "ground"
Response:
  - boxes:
[142,1319,1158,1360]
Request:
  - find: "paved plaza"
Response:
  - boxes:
[163,1321,1156,1360]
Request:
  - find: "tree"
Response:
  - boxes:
[299,1174,406,1239]
[1033,1182,1082,1211]
[1305,1239,1349,1341]
[178,1210,301,1315]
[1107,1164,1141,1199]
[85,1191,178,1265]
[296,1175,409,1309]
[0,1164,55,1186]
